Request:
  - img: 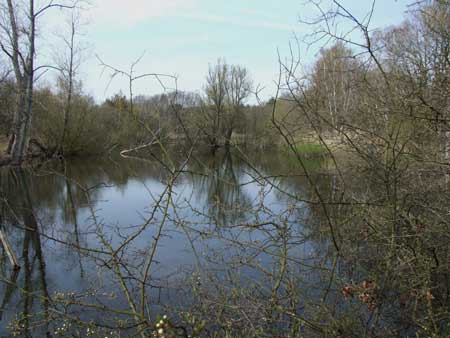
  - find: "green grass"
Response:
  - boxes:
[281,143,328,172]
[292,143,326,154]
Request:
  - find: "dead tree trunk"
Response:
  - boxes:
[4,0,36,165]
[60,17,77,155]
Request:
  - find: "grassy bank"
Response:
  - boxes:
[292,143,326,155]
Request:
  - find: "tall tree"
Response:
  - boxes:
[55,11,85,155]
[0,0,78,164]
[204,59,252,148]
[310,42,361,133]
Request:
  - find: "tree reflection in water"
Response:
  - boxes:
[0,168,51,337]
[0,149,446,337]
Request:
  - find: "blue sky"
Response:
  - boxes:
[44,0,412,102]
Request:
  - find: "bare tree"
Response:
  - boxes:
[309,42,361,134]
[203,59,252,148]
[0,0,79,164]
[55,11,85,155]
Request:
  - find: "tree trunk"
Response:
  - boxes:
[224,127,233,148]
[6,133,15,155]
[60,17,76,155]
[7,0,35,165]
[10,89,29,164]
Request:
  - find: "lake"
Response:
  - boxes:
[0,148,433,337]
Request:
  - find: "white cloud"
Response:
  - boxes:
[177,13,295,32]
[90,0,197,27]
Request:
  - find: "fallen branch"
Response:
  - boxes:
[0,229,20,270]
[119,129,162,158]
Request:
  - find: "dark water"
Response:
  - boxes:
[0,149,334,336]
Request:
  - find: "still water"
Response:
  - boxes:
[0,149,332,336]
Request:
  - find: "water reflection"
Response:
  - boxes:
[0,168,51,337]
[191,150,252,226]
[0,150,331,336]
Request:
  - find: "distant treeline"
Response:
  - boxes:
[0,62,281,157]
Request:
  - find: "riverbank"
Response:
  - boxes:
[287,133,347,156]
[0,133,347,168]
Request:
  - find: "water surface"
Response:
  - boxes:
[0,149,333,336]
